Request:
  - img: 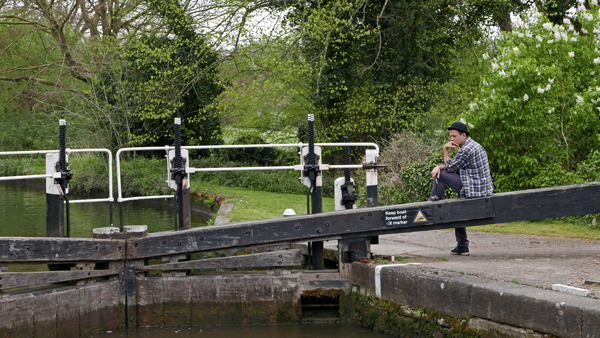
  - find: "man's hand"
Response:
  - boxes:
[444,141,458,151]
[431,165,441,178]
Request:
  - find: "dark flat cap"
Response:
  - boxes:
[447,122,469,135]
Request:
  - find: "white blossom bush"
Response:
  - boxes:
[465,6,600,192]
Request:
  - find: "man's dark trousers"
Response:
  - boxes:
[431,170,469,248]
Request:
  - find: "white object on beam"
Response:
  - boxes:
[283,209,297,217]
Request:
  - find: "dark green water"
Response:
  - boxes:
[0,182,213,238]
[99,324,388,338]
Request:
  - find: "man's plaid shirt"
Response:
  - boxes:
[444,137,493,198]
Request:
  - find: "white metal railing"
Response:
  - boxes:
[116,142,379,203]
[0,150,56,181]
[0,148,113,204]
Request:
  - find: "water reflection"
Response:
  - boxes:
[0,182,213,238]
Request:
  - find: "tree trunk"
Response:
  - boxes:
[499,13,512,32]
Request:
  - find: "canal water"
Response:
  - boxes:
[0,182,213,238]
[99,324,389,338]
[0,183,392,337]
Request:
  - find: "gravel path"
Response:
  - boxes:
[366,230,600,299]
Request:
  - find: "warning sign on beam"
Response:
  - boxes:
[382,207,433,227]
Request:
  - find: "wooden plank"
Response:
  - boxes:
[100,279,120,332]
[127,182,600,259]
[46,193,65,238]
[136,277,164,327]
[33,290,57,338]
[191,276,220,326]
[432,196,494,223]
[0,297,10,337]
[245,275,274,325]
[273,274,301,324]
[138,250,302,272]
[56,287,80,337]
[218,276,246,326]
[163,278,191,326]
[9,293,34,337]
[0,270,119,290]
[80,283,103,335]
[109,260,126,327]
[0,237,125,263]
[125,260,144,327]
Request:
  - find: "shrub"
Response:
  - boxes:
[379,131,452,205]
[0,157,45,177]
[69,153,111,193]
[213,135,280,166]
[464,6,600,192]
[119,157,170,197]
[193,156,338,197]
[381,151,457,205]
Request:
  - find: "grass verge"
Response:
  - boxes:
[190,182,336,222]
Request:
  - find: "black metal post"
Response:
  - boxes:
[340,136,366,261]
[57,120,73,237]
[46,193,64,237]
[110,202,114,227]
[306,114,324,270]
[343,136,351,184]
[341,136,357,210]
[119,202,124,232]
[171,118,186,231]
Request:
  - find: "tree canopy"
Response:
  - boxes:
[0,0,224,150]
[465,3,600,191]
[0,0,567,160]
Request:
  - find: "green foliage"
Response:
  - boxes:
[215,45,313,144]
[541,0,575,25]
[577,150,600,182]
[92,0,224,150]
[0,21,93,151]
[213,135,282,166]
[0,158,45,177]
[119,157,171,197]
[295,0,498,145]
[1,0,225,152]
[378,130,453,204]
[69,154,112,194]
[213,0,510,161]
[193,156,336,197]
[465,6,600,192]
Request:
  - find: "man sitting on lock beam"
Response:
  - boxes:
[430,121,493,256]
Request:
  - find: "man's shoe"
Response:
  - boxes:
[451,247,469,256]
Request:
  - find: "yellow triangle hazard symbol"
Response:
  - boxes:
[413,210,428,223]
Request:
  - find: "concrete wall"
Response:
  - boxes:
[0,280,119,338]
[351,263,600,338]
